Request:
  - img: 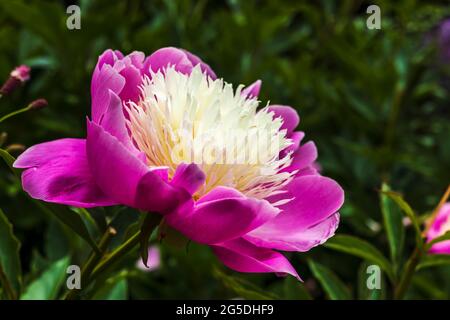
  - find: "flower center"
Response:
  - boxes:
[126,66,295,199]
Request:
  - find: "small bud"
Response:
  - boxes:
[11,65,31,82]
[5,144,26,153]
[28,98,48,110]
[0,132,7,146]
[0,65,31,96]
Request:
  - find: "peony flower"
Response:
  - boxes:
[426,203,450,254]
[14,47,344,279]
[136,246,161,272]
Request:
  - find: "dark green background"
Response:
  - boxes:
[0,0,449,299]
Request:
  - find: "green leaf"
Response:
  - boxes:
[381,191,423,247]
[281,276,312,300]
[0,148,20,176]
[0,208,22,299]
[36,202,100,254]
[324,234,394,282]
[21,256,70,300]
[417,254,450,270]
[307,259,351,300]
[92,271,128,300]
[380,183,405,269]
[213,268,278,300]
[139,213,162,267]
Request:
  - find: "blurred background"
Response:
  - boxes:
[0,0,449,299]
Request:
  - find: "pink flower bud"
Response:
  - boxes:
[0,65,31,96]
[11,65,31,82]
[28,98,48,110]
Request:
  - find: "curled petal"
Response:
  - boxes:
[165,187,279,245]
[212,238,300,280]
[134,169,192,214]
[14,139,117,208]
[171,163,206,195]
[246,176,344,251]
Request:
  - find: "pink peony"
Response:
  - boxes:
[14,47,344,279]
[137,246,161,272]
[426,203,450,254]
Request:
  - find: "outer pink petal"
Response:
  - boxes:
[268,105,300,135]
[281,141,318,174]
[245,176,344,251]
[99,90,143,158]
[242,80,261,99]
[91,62,125,123]
[86,121,149,207]
[212,238,300,280]
[143,47,216,79]
[13,139,118,208]
[165,187,279,245]
[118,52,146,103]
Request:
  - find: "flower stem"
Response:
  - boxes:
[89,230,142,281]
[0,106,30,123]
[65,226,116,300]
[394,247,423,299]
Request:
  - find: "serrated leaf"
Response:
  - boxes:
[21,256,70,300]
[380,183,404,269]
[308,259,351,300]
[324,234,394,282]
[0,208,22,299]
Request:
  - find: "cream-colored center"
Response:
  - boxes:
[126,66,295,200]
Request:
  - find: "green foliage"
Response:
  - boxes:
[0,0,449,300]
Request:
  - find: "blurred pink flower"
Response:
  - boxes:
[426,203,450,254]
[14,47,344,280]
[137,246,161,272]
[0,65,30,95]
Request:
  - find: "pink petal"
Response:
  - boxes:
[212,238,300,280]
[268,105,300,135]
[171,163,206,195]
[281,141,318,174]
[99,90,142,157]
[13,139,117,207]
[143,47,216,79]
[165,187,279,245]
[86,121,149,207]
[134,169,192,214]
[91,63,125,123]
[242,80,261,99]
[245,176,344,251]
